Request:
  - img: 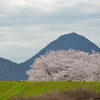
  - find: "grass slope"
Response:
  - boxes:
[0,81,100,100]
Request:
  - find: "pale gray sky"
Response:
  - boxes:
[0,0,100,63]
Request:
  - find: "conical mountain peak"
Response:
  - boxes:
[20,32,100,68]
[0,32,100,81]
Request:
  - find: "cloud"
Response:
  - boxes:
[0,0,100,63]
[0,0,100,14]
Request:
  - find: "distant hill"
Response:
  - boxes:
[0,57,28,81]
[0,32,100,80]
[20,32,100,69]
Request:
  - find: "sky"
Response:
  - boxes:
[0,0,100,63]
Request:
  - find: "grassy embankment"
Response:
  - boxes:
[0,81,100,100]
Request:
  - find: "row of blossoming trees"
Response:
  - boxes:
[26,49,100,81]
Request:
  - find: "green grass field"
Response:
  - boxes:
[0,81,100,100]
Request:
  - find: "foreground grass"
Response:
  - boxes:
[0,81,100,100]
[12,89,100,100]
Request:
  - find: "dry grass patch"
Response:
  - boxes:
[11,88,100,100]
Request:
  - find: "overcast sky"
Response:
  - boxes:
[0,0,100,63]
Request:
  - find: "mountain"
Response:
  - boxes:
[20,32,100,69]
[0,57,28,81]
[0,32,100,81]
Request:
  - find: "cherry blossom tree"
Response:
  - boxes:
[26,50,100,81]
